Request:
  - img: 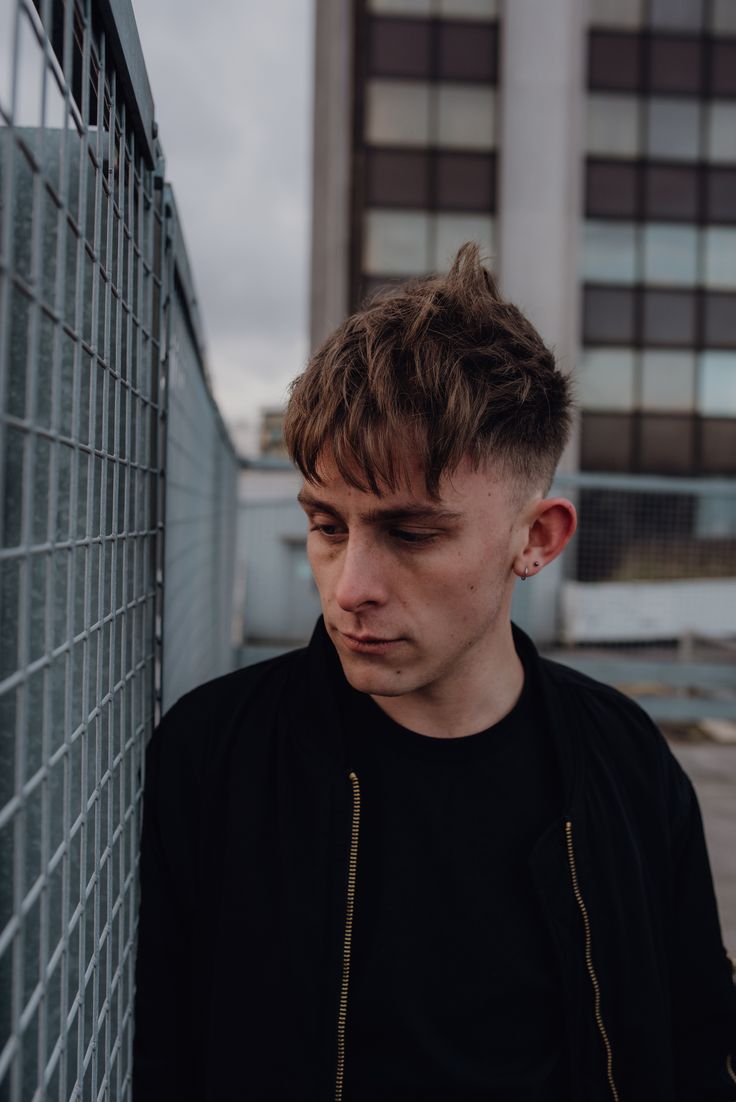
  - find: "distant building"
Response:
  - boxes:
[259,406,288,458]
[311,0,736,478]
[307,0,736,646]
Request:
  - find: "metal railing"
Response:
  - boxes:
[0,2,238,1099]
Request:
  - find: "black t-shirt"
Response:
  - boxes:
[341,670,568,1101]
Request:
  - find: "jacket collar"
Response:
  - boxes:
[298,616,583,815]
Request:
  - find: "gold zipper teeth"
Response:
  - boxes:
[565,819,620,1102]
[335,771,361,1102]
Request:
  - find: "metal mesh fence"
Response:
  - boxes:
[558,473,736,646]
[546,472,736,724]
[0,2,238,1099]
[160,193,239,714]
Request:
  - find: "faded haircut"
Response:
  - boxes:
[284,243,573,499]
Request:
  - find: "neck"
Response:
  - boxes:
[370,620,524,739]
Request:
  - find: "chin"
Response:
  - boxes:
[336,653,412,698]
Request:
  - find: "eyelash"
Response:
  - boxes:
[309,525,437,546]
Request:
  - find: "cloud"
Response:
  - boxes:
[132,0,314,444]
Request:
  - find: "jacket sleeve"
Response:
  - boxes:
[668,759,736,1101]
[132,706,201,1102]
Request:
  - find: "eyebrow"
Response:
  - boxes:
[296,490,463,525]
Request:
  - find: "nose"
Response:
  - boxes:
[334,536,388,613]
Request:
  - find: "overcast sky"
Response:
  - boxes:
[132,1,314,451]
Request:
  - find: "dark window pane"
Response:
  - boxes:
[711,41,736,98]
[586,160,638,218]
[435,152,495,211]
[643,290,696,345]
[706,168,736,224]
[588,32,642,92]
[704,292,736,347]
[438,22,497,83]
[648,36,702,95]
[643,164,698,221]
[638,414,695,474]
[366,149,429,207]
[583,287,636,343]
[580,412,634,471]
[701,418,736,473]
[368,17,432,79]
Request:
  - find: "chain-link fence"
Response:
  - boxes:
[0,2,238,1099]
[548,472,736,724]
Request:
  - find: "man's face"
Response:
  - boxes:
[298,451,536,702]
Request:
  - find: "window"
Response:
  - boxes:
[580,413,634,470]
[641,350,695,410]
[366,149,430,207]
[643,289,696,344]
[586,160,638,218]
[583,286,636,343]
[648,36,702,96]
[365,80,431,145]
[703,227,736,288]
[436,151,495,211]
[438,0,498,16]
[639,415,695,474]
[649,0,704,31]
[586,94,641,157]
[438,21,497,82]
[643,164,698,221]
[646,98,700,161]
[578,347,636,409]
[432,213,495,268]
[642,224,698,285]
[588,0,643,29]
[369,17,432,79]
[701,420,736,473]
[436,83,496,149]
[704,292,736,346]
[712,0,736,34]
[588,32,642,92]
[582,221,638,283]
[711,42,736,98]
[363,209,430,274]
[707,103,736,163]
[369,0,432,17]
[699,351,736,414]
[707,168,736,223]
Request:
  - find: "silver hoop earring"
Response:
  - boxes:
[521,566,529,581]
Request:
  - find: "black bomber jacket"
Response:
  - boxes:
[132,619,736,1101]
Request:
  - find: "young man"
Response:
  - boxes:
[133,246,736,1101]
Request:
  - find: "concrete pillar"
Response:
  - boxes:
[499,0,586,642]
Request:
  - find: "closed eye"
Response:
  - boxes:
[390,529,439,545]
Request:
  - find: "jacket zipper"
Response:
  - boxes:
[565,819,621,1102]
[335,771,361,1102]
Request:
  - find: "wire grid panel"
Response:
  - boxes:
[559,474,736,646]
[0,1,164,1099]
[160,259,239,714]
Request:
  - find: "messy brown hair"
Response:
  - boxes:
[284,243,573,498]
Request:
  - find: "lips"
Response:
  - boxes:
[338,630,404,655]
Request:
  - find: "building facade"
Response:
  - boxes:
[311,0,736,480]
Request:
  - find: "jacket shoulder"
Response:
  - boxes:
[150,645,308,769]
[539,653,695,821]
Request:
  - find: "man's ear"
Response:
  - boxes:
[513,497,577,580]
